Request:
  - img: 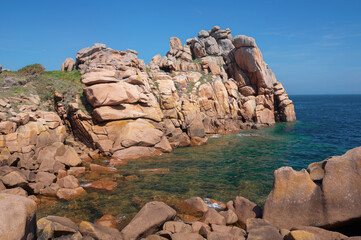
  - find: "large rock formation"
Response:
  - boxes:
[263,146,361,229]
[67,26,295,160]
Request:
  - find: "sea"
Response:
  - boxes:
[37,95,361,222]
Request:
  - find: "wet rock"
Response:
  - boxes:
[89,164,117,173]
[109,158,127,166]
[183,197,209,214]
[112,146,162,160]
[121,201,176,240]
[0,193,37,240]
[56,187,86,200]
[95,215,118,229]
[86,179,117,191]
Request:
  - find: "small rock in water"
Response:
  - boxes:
[139,168,170,174]
[85,178,117,191]
[89,163,117,173]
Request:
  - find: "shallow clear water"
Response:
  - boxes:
[37,95,361,222]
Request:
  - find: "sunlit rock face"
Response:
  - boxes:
[263,146,361,229]
[71,26,296,160]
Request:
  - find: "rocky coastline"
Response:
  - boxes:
[0,26,359,240]
[1,146,360,240]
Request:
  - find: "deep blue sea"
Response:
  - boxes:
[38,95,361,221]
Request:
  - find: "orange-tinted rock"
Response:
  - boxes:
[89,164,117,173]
[139,168,170,174]
[86,179,117,191]
[112,146,162,160]
[95,215,118,229]
[180,197,209,215]
[67,167,86,177]
[56,187,86,200]
[109,158,127,166]
[124,175,138,181]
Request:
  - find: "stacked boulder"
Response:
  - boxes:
[61,58,75,71]
[68,26,296,160]
[0,94,87,200]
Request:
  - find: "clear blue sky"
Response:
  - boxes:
[1,0,360,94]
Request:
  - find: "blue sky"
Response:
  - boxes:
[1,0,360,94]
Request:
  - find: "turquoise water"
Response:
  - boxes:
[37,95,361,222]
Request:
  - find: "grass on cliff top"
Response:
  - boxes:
[0,64,86,111]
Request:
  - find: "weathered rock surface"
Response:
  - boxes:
[246,218,282,240]
[68,25,295,160]
[227,196,262,228]
[263,146,361,229]
[0,193,37,240]
[121,201,176,240]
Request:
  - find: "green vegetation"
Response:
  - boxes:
[191,58,202,64]
[0,64,85,111]
[198,73,213,85]
[17,63,45,76]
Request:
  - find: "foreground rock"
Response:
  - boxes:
[0,193,37,240]
[263,146,361,229]
[121,201,177,239]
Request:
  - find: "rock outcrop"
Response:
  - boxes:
[61,58,75,71]
[263,146,361,229]
[68,26,296,160]
[0,94,88,200]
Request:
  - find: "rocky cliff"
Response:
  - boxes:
[68,26,296,159]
